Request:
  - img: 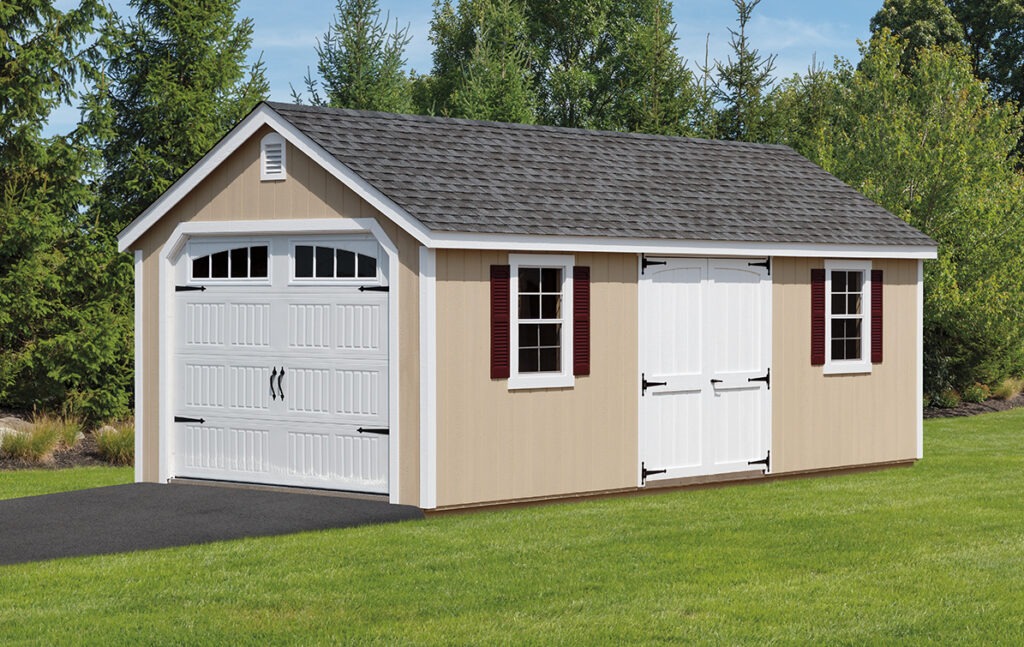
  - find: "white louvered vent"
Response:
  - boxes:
[260,133,287,181]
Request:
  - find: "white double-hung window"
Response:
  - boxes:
[508,254,574,389]
[824,259,872,374]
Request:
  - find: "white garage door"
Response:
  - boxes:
[639,257,771,483]
[172,236,389,494]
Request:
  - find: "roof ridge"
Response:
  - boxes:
[264,101,795,153]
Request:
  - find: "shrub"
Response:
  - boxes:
[932,388,962,409]
[0,425,60,463]
[962,383,990,404]
[30,412,83,449]
[993,377,1024,400]
[95,421,134,466]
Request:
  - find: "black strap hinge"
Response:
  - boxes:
[357,427,389,435]
[641,373,667,396]
[641,254,667,274]
[748,258,771,275]
[176,285,206,292]
[747,368,770,390]
[748,450,770,472]
[358,285,389,292]
[641,461,667,484]
[174,416,205,424]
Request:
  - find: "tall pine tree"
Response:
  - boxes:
[88,0,269,229]
[296,0,413,112]
[1,0,134,420]
[713,0,777,141]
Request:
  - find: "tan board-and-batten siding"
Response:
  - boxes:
[771,257,919,473]
[132,127,422,504]
[434,250,639,508]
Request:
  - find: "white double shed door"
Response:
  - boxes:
[172,235,390,494]
[640,257,772,483]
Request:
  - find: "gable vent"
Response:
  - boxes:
[260,133,286,181]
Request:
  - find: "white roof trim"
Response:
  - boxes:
[118,102,938,261]
[427,231,938,259]
[117,104,432,252]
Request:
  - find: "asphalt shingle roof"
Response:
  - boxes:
[267,102,935,247]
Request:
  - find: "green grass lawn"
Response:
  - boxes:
[2,411,1023,645]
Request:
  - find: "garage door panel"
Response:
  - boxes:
[646,391,703,472]
[172,235,390,495]
[712,387,764,465]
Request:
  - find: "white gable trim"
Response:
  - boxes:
[117,104,432,252]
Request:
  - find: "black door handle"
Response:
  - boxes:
[269,367,278,400]
[277,367,285,400]
[710,379,723,385]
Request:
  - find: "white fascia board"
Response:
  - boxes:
[117,104,432,252]
[427,231,938,260]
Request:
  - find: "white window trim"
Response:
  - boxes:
[508,253,575,390]
[823,259,872,375]
[260,132,286,181]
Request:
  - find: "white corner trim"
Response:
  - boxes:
[158,247,174,483]
[822,259,873,376]
[507,253,575,391]
[419,247,438,509]
[636,253,645,487]
[917,259,924,459]
[117,104,432,252]
[133,250,144,483]
[371,223,402,505]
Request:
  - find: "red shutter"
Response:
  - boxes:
[871,269,883,363]
[573,266,591,376]
[811,268,826,365]
[490,265,511,379]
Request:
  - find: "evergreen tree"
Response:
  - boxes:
[713,0,776,142]
[88,0,269,229]
[296,0,413,112]
[448,0,536,123]
[1,0,134,420]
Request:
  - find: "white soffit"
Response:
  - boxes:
[117,104,938,261]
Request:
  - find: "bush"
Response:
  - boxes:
[932,388,962,409]
[94,421,134,466]
[30,412,83,449]
[993,377,1024,400]
[0,425,60,463]
[962,383,990,404]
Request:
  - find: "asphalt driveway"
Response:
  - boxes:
[0,482,423,566]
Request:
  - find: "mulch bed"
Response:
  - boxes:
[923,392,1024,419]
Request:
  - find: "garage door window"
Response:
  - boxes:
[191,245,269,280]
[292,243,378,281]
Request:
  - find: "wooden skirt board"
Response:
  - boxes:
[639,257,771,482]
[172,235,389,494]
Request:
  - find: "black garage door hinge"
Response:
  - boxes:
[175,285,206,292]
[641,373,667,396]
[641,461,667,484]
[358,285,389,292]
[174,415,205,424]
[747,368,770,390]
[748,450,770,472]
[748,258,771,275]
[357,427,389,435]
[641,254,667,274]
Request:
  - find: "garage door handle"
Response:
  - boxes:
[710,379,723,385]
[270,367,278,400]
[277,367,285,400]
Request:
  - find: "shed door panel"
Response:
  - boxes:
[173,236,388,494]
[640,257,771,481]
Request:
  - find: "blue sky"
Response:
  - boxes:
[47,1,881,134]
